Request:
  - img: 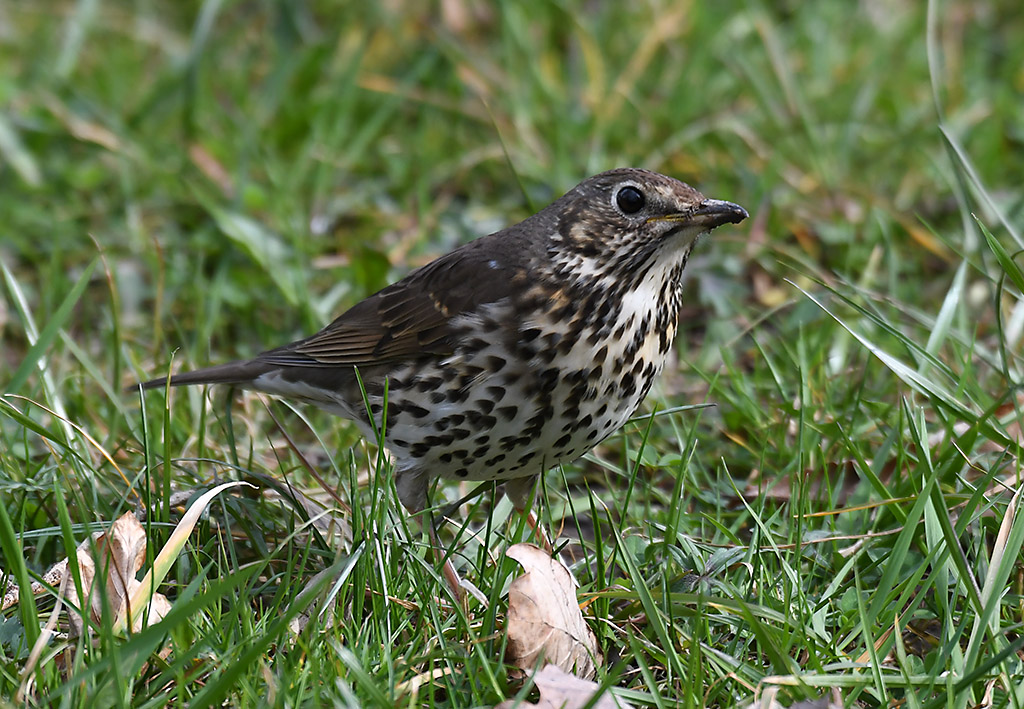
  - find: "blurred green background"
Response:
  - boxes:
[2,1,1023,706]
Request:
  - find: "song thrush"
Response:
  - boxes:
[139,168,746,585]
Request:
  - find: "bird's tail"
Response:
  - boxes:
[135,359,275,391]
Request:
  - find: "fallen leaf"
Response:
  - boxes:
[64,511,170,636]
[505,543,600,679]
[2,481,253,636]
[496,665,631,709]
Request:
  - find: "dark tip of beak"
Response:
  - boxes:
[694,199,749,228]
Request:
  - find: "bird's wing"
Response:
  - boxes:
[254,246,527,368]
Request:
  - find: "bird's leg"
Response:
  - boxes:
[436,480,550,550]
[504,476,552,553]
[521,508,553,554]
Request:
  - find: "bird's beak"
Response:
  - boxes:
[649,199,748,231]
[691,199,748,229]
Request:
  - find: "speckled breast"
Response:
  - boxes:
[378,265,684,483]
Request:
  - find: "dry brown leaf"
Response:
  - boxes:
[505,543,600,679]
[495,665,631,709]
[2,512,170,635]
[66,511,171,635]
[4,483,250,641]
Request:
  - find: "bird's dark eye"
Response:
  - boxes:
[616,186,645,214]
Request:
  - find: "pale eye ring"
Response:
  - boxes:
[615,186,645,214]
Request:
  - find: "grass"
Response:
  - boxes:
[1,0,1023,706]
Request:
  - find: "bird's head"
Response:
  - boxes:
[547,167,748,285]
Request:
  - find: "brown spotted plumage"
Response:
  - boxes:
[140,168,746,547]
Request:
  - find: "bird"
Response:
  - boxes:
[138,168,747,592]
